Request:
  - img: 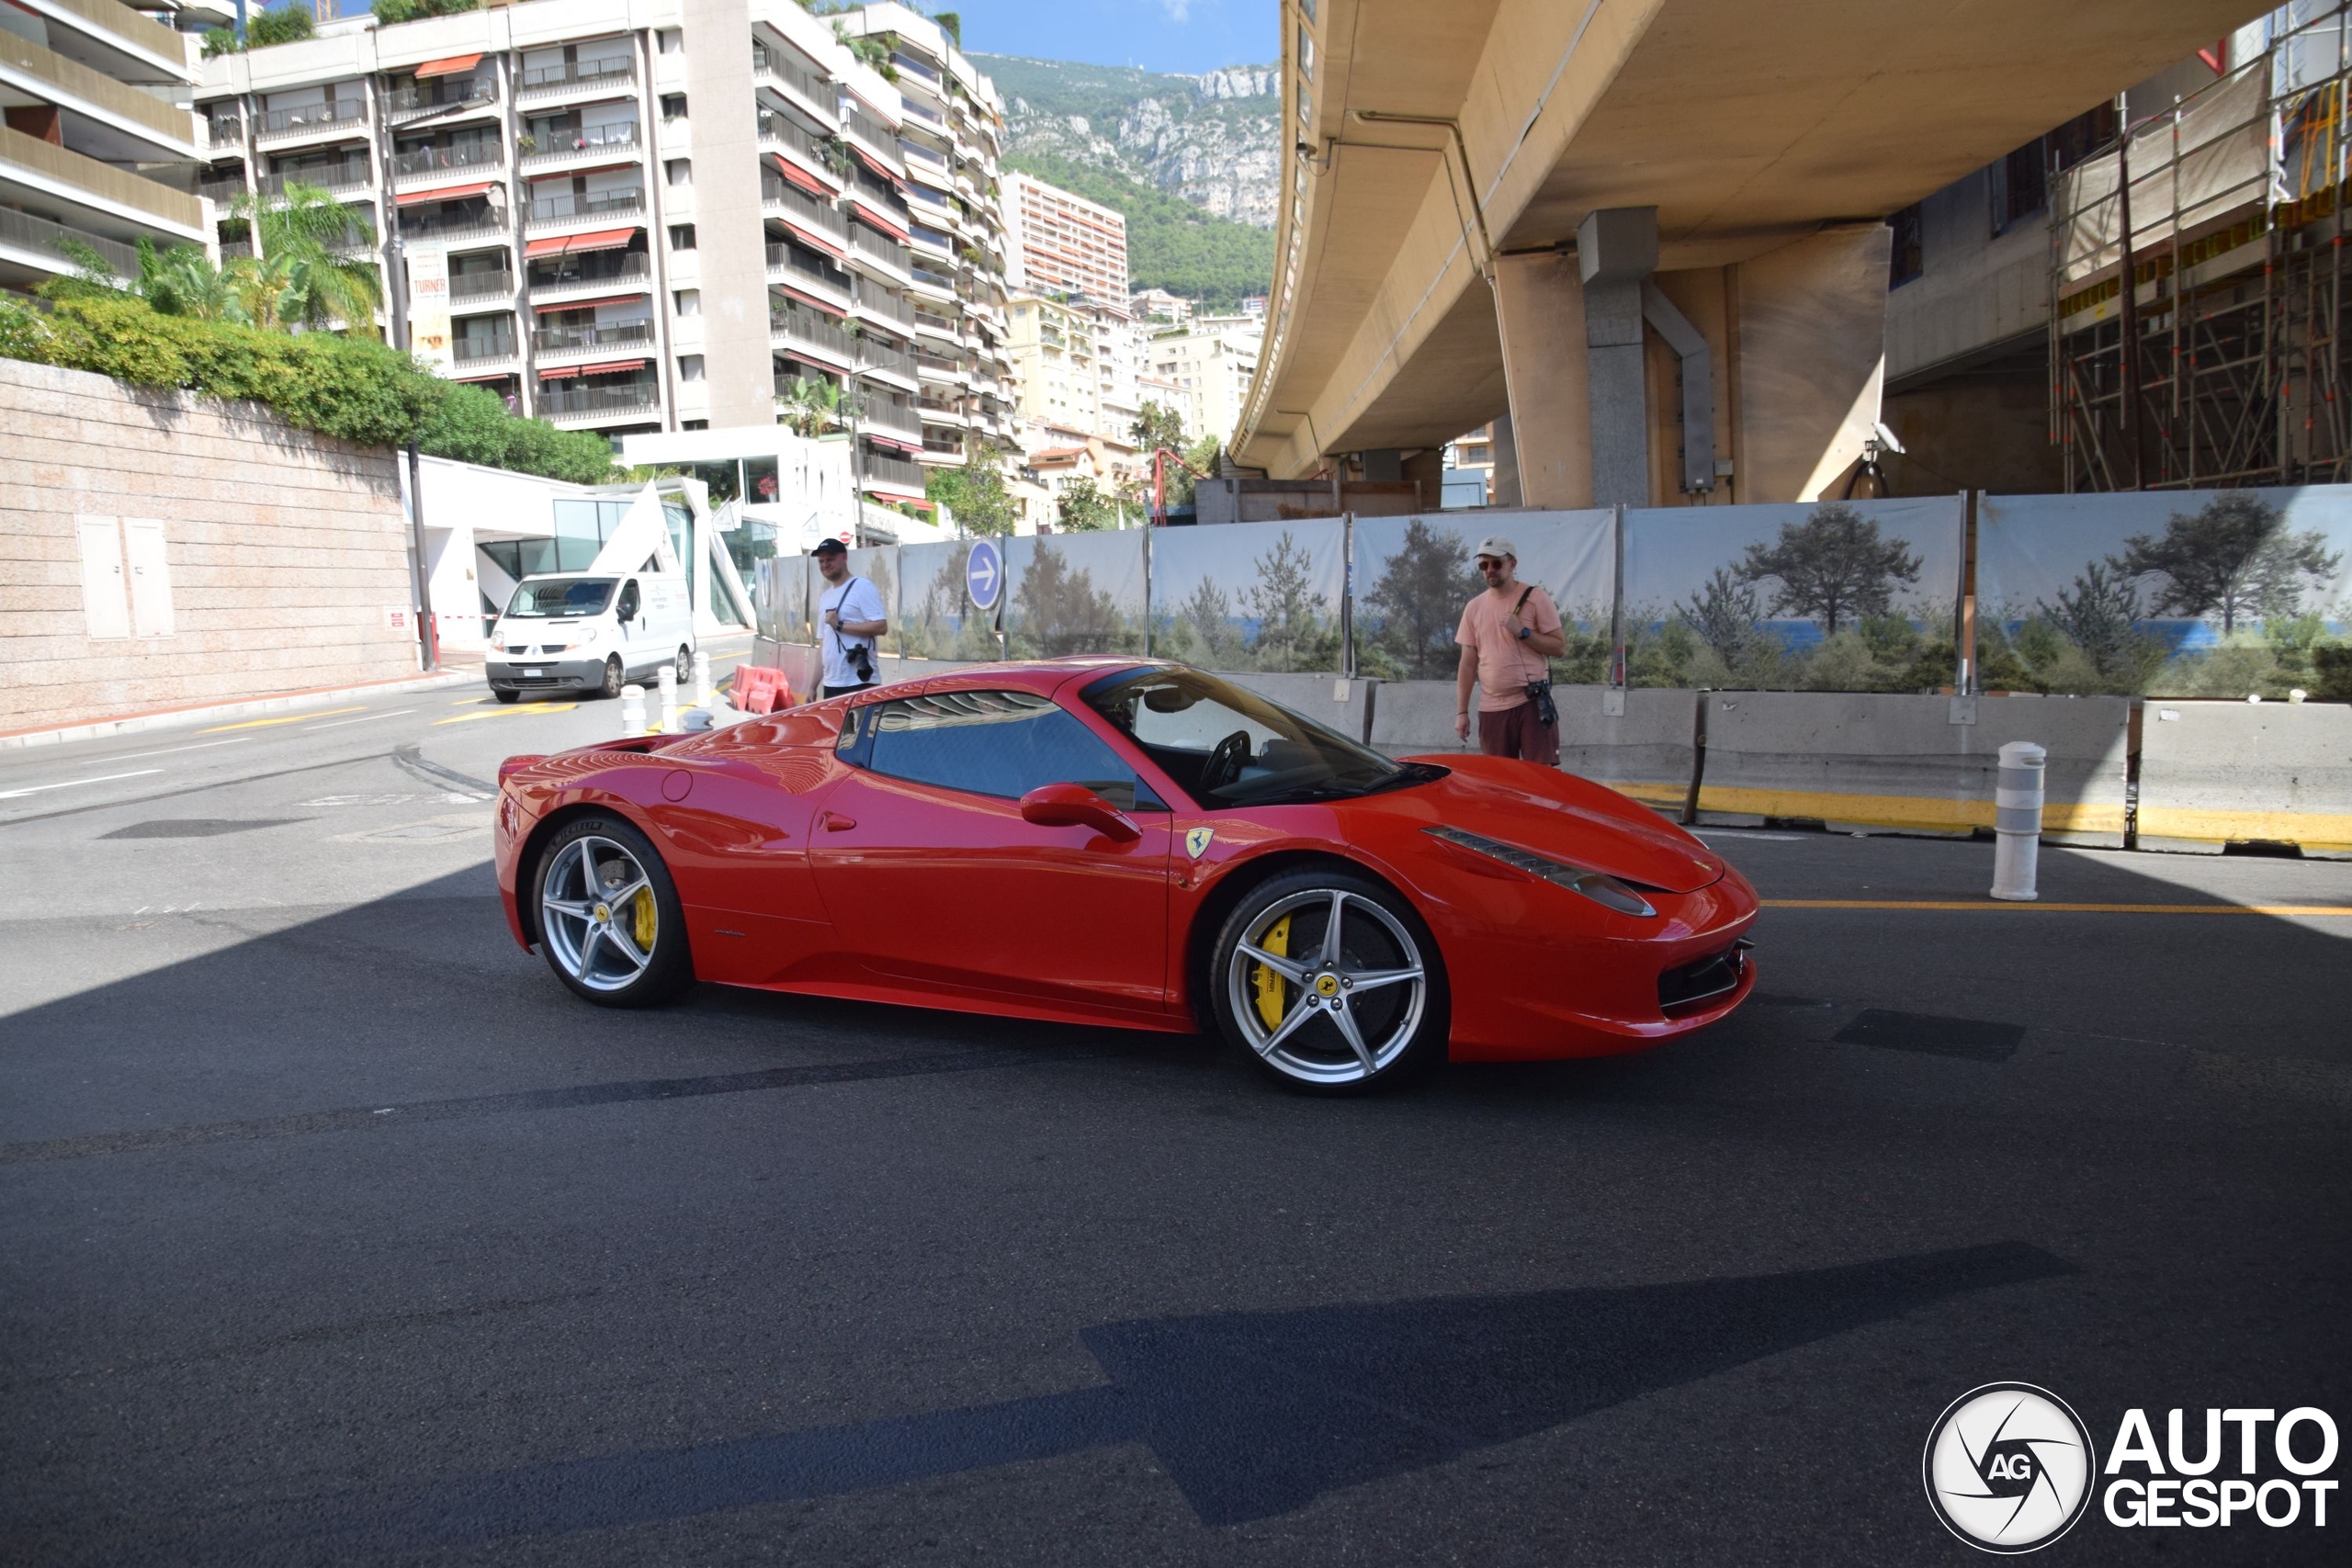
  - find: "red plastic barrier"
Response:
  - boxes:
[730,665,791,715]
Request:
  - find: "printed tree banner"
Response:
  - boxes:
[1001,531,1148,659]
[898,539,1005,662]
[1349,510,1613,682]
[842,547,899,659]
[1151,517,1348,672]
[1620,497,1966,691]
[1976,489,2352,699]
[753,552,810,647]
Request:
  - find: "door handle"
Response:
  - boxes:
[820,811,857,831]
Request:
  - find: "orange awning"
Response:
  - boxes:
[414,54,482,79]
[560,227,639,254]
[771,285,844,314]
[779,223,846,261]
[395,180,495,208]
[533,294,646,314]
[537,366,582,380]
[575,358,650,377]
[450,369,515,383]
[849,203,909,245]
[769,155,832,196]
[850,145,901,186]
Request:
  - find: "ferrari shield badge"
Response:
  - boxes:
[1185,827,1214,861]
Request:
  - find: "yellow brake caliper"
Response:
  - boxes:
[1252,916,1291,1030]
[632,886,658,951]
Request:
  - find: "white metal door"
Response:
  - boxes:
[123,519,174,638]
[75,517,129,640]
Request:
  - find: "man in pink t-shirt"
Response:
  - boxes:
[1453,536,1566,764]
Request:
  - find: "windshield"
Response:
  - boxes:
[503,577,616,619]
[1083,667,1434,808]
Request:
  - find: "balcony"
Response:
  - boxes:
[766,241,850,306]
[910,304,960,341]
[203,115,243,151]
[755,111,841,187]
[908,263,956,299]
[400,208,511,245]
[451,332,519,369]
[526,252,651,301]
[751,45,830,115]
[196,174,246,207]
[840,106,902,176]
[859,449,927,491]
[539,380,662,424]
[526,188,645,231]
[387,76,499,126]
[914,348,965,380]
[859,392,921,438]
[856,337,915,384]
[516,57,637,103]
[261,159,373,199]
[917,394,967,424]
[760,175,845,246]
[0,203,135,276]
[533,317,656,361]
[849,225,909,280]
[520,122,640,172]
[851,276,913,328]
[450,268,515,303]
[769,305,852,366]
[391,141,503,185]
[254,99,367,148]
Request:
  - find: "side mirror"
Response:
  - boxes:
[1019,783,1140,843]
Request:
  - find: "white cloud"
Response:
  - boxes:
[1159,0,1193,21]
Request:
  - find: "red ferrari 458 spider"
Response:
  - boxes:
[493,659,1757,1092]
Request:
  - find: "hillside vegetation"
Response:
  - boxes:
[1001,152,1272,310]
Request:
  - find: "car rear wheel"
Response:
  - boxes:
[534,817,691,1008]
[1209,869,1447,1093]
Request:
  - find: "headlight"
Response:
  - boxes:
[1424,825,1658,918]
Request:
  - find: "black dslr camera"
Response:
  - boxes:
[846,637,876,684]
[1526,677,1558,728]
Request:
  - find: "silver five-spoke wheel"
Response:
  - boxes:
[1224,885,1430,1088]
[540,834,660,993]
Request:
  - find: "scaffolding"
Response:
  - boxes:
[2050,4,2352,491]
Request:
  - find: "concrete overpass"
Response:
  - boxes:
[1234,0,2266,507]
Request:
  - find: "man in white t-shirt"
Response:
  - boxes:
[814,537,888,697]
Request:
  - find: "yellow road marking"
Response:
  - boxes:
[200,706,366,733]
[433,703,578,726]
[1763,899,2352,916]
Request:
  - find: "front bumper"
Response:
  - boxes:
[487,657,604,694]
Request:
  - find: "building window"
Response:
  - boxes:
[1888,204,1924,288]
[669,223,695,250]
[665,159,692,187]
[683,419,708,430]
[1298,27,1315,80]
[661,94,687,122]
[678,355,705,381]
[1992,139,2048,235]
[657,28,684,54]
[674,288,700,315]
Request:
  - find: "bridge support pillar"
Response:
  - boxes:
[1493,252,1594,508]
[1732,222,1894,502]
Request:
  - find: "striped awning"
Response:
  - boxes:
[414,54,482,79]
[574,358,650,377]
[770,285,844,314]
[849,203,910,245]
[769,154,833,196]
[850,145,902,186]
[533,294,646,314]
[395,180,495,208]
[777,220,846,261]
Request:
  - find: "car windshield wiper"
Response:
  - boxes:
[1231,765,1437,807]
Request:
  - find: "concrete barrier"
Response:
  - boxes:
[1694,692,2132,845]
[1368,682,1698,815]
[2137,701,2352,857]
[1221,671,1378,743]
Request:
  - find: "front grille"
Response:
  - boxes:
[1659,941,1750,1014]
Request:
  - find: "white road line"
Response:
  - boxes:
[73,737,254,766]
[305,709,413,730]
[0,769,164,800]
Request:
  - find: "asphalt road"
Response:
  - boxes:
[2,676,2346,1566]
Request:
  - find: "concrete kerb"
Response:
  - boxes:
[0,667,479,750]
[2137,700,2352,858]
[1693,691,2132,845]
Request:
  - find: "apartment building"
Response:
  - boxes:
[999,169,1126,304]
[1130,286,1188,325]
[1148,318,1258,448]
[0,0,205,293]
[1005,290,1095,433]
[192,0,1011,511]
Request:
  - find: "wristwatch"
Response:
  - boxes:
[1516,626,1532,640]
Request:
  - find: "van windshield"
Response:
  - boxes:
[504,578,616,618]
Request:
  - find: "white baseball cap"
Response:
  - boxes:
[1473,536,1516,562]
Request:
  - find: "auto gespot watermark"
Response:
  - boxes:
[1925,1386,2338,1552]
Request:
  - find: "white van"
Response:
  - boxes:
[485,571,695,702]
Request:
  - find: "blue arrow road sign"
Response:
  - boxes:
[966,539,1002,613]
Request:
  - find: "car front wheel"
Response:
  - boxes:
[534,817,692,1008]
[597,656,624,699]
[1209,869,1447,1093]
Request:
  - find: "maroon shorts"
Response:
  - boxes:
[1477,700,1559,766]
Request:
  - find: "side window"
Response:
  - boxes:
[616,579,641,620]
[863,689,1158,809]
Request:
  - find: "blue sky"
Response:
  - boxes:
[935,0,1274,73]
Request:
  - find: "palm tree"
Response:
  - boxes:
[232,180,383,337]
[776,375,842,437]
[131,238,251,323]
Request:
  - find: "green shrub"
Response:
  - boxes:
[416,384,615,485]
[373,0,480,26]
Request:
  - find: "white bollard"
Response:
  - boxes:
[620,683,647,739]
[694,649,713,708]
[1990,739,2046,902]
[657,664,678,734]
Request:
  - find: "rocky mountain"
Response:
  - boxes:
[972,55,1281,230]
